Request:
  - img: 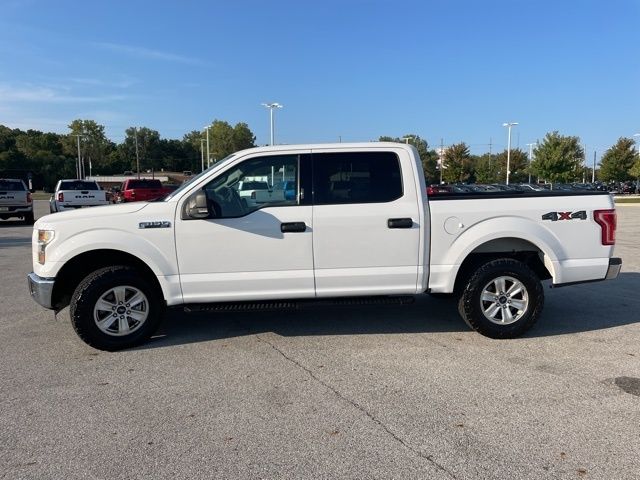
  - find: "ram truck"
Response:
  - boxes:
[118,179,171,203]
[0,178,33,224]
[49,179,109,213]
[27,143,621,350]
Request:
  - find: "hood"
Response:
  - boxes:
[35,202,148,229]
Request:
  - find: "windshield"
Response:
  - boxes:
[163,153,237,201]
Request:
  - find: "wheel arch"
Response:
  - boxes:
[452,237,554,294]
[51,249,165,311]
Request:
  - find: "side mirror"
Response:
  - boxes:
[183,189,210,220]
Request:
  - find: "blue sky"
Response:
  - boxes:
[0,0,638,160]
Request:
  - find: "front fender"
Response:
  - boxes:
[39,228,177,279]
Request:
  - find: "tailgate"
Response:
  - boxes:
[58,190,107,206]
[0,190,28,208]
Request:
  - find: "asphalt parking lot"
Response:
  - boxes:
[1,201,638,480]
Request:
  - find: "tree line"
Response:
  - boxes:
[384,132,640,186]
[0,119,256,189]
[1,120,638,189]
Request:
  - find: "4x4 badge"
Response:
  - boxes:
[541,211,587,222]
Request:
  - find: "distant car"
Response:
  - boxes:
[123,171,134,176]
[119,179,173,203]
[273,180,297,201]
[426,185,452,195]
[518,183,546,192]
[236,180,273,205]
[0,178,33,224]
[182,171,193,177]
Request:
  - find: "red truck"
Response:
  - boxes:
[116,179,172,203]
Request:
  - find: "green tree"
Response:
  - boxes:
[378,134,439,183]
[599,137,637,182]
[232,122,256,151]
[203,120,256,161]
[122,127,162,173]
[442,142,474,183]
[530,131,584,186]
[474,153,499,183]
[63,120,113,175]
[494,148,530,183]
[629,156,640,187]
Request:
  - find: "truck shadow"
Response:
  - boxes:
[142,272,640,349]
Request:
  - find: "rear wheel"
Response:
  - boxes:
[24,211,34,225]
[458,258,543,338]
[70,266,164,350]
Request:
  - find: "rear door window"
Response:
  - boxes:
[312,152,403,205]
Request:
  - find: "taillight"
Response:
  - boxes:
[27,192,32,204]
[594,209,616,246]
[58,192,64,202]
[251,191,256,199]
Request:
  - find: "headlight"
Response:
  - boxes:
[37,229,55,264]
[38,230,55,244]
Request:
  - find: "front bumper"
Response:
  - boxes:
[27,272,55,309]
[605,257,622,280]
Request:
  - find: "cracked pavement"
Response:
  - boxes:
[1,201,639,479]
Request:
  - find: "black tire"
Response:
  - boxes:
[70,266,164,351]
[24,211,34,225]
[458,258,543,339]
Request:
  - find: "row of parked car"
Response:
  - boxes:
[426,181,628,195]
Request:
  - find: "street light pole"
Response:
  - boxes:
[203,125,211,167]
[526,142,537,184]
[72,134,86,179]
[200,138,205,172]
[261,103,283,145]
[502,122,519,185]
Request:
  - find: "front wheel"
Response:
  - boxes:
[70,266,164,350]
[458,258,544,339]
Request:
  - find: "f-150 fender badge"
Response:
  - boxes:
[541,210,587,222]
[139,221,172,229]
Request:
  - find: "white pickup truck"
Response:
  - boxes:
[0,178,33,224]
[27,143,621,350]
[49,179,109,213]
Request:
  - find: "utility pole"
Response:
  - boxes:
[526,142,537,184]
[592,151,596,183]
[582,144,586,184]
[488,137,492,168]
[134,127,141,179]
[439,138,445,185]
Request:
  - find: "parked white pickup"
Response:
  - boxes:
[49,179,109,213]
[28,143,621,350]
